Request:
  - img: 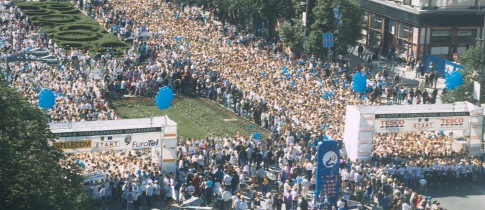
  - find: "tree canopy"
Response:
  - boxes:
[441,45,485,104]
[0,78,90,210]
[280,0,362,56]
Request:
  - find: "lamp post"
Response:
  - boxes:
[161,143,166,175]
[301,0,309,37]
[3,53,53,83]
[475,38,484,106]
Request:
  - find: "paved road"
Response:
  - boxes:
[424,182,485,210]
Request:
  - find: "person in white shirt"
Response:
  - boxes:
[98,184,108,210]
[402,201,411,210]
[221,187,232,210]
[419,178,427,192]
[153,181,161,206]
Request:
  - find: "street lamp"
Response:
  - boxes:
[475,38,484,106]
[3,53,56,83]
[161,143,166,175]
[301,0,309,37]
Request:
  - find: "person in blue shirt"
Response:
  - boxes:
[361,182,373,205]
[378,193,391,210]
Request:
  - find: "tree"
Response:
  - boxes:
[253,0,295,38]
[306,0,362,56]
[0,78,90,210]
[441,45,485,104]
[279,0,362,56]
[279,19,305,51]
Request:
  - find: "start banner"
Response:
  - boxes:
[52,127,162,153]
[374,116,469,133]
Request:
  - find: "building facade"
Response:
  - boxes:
[360,0,484,61]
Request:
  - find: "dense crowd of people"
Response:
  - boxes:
[2,0,485,209]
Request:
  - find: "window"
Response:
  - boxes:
[371,14,382,30]
[399,23,410,39]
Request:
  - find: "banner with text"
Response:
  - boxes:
[52,127,162,153]
[85,171,106,183]
[315,140,340,206]
[374,112,470,133]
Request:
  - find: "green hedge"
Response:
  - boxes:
[60,9,81,15]
[57,41,88,50]
[38,15,77,23]
[58,24,98,32]
[23,9,51,16]
[16,2,130,53]
[55,30,99,42]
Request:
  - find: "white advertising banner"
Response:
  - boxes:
[357,127,373,161]
[85,171,106,183]
[374,112,470,133]
[53,127,162,153]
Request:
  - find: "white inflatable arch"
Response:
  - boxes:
[343,102,483,161]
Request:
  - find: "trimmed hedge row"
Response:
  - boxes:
[55,30,99,42]
[16,2,131,53]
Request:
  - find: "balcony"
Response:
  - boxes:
[367,0,481,11]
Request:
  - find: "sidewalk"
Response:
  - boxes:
[345,45,446,105]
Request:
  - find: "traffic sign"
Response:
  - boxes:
[323,33,333,48]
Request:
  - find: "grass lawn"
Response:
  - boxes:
[110,96,270,140]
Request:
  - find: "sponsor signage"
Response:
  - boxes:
[359,127,374,133]
[316,141,340,205]
[52,140,92,150]
[374,117,469,133]
[85,171,106,183]
[53,129,162,153]
[375,112,469,118]
[53,127,162,138]
[361,115,375,120]
[358,139,372,144]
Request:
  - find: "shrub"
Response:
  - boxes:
[17,5,43,10]
[59,24,98,32]
[55,30,99,42]
[57,41,87,50]
[99,41,130,48]
[38,15,76,23]
[23,9,52,16]
[16,2,131,52]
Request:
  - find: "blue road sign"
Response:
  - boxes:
[323,33,333,48]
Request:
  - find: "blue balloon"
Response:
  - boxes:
[38,88,55,108]
[249,124,253,129]
[445,70,463,90]
[253,132,261,140]
[281,66,288,74]
[154,86,174,110]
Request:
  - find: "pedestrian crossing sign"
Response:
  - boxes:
[323,33,333,48]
